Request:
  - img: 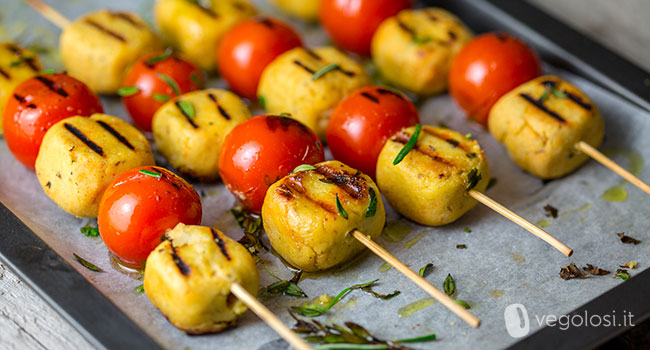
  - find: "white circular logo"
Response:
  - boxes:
[504,303,530,338]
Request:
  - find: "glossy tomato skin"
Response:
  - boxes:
[98,166,202,266]
[218,18,302,100]
[121,53,205,131]
[219,115,325,213]
[449,33,541,126]
[3,73,103,170]
[320,0,413,56]
[327,86,419,178]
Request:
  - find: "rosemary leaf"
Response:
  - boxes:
[73,253,103,272]
[117,86,140,97]
[365,187,377,218]
[312,63,340,81]
[393,124,422,165]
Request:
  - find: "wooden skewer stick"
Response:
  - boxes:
[230,282,313,350]
[576,141,650,196]
[23,0,71,29]
[351,229,481,328]
[468,190,573,257]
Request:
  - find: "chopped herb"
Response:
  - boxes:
[443,274,455,297]
[487,177,497,190]
[446,139,460,147]
[335,193,348,220]
[280,112,292,117]
[418,263,434,277]
[134,284,145,295]
[10,56,35,67]
[464,227,472,233]
[466,168,482,191]
[259,95,267,109]
[466,152,477,159]
[264,266,307,298]
[551,87,567,98]
[73,253,103,272]
[365,188,377,218]
[583,264,610,276]
[621,261,638,269]
[152,93,170,102]
[291,314,436,349]
[145,52,170,65]
[412,36,432,45]
[117,86,140,97]
[456,244,467,249]
[80,226,99,237]
[464,133,472,139]
[539,89,550,102]
[157,73,181,95]
[362,284,400,300]
[615,269,630,281]
[176,100,195,118]
[393,124,422,165]
[544,204,559,218]
[40,69,55,74]
[293,164,316,174]
[139,169,162,178]
[190,71,205,88]
[560,262,585,280]
[312,63,340,81]
[231,207,267,259]
[45,181,51,188]
[617,233,641,245]
[455,300,471,309]
[292,280,377,317]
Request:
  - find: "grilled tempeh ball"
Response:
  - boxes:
[152,89,250,181]
[257,46,371,139]
[376,126,490,226]
[154,0,256,72]
[60,10,161,94]
[488,75,604,179]
[262,160,385,271]
[270,0,320,21]
[35,114,154,217]
[144,223,259,334]
[0,43,41,135]
[371,8,472,96]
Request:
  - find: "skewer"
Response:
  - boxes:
[576,141,650,197]
[351,230,481,328]
[468,190,573,257]
[23,0,71,29]
[230,282,313,350]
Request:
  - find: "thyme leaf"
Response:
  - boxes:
[73,253,103,272]
[393,124,422,165]
[336,193,348,220]
[292,280,377,317]
[80,226,99,237]
[117,86,140,97]
[418,263,434,277]
[365,187,377,218]
[176,100,195,119]
[293,164,316,174]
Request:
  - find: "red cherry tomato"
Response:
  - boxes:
[98,166,202,266]
[121,52,205,131]
[320,0,413,56]
[449,33,541,126]
[3,73,103,170]
[219,115,325,213]
[218,18,302,100]
[327,86,419,178]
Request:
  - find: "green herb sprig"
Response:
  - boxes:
[152,93,170,102]
[145,52,171,66]
[418,263,434,277]
[231,207,268,259]
[365,188,377,218]
[393,124,422,165]
[73,253,103,272]
[263,266,307,298]
[336,193,348,219]
[139,169,162,178]
[466,168,482,191]
[80,226,99,237]
[312,63,340,81]
[157,73,181,95]
[176,100,195,118]
[117,86,140,97]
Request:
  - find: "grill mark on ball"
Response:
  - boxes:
[276,176,337,214]
[396,18,416,37]
[207,93,231,120]
[96,120,135,150]
[314,165,367,200]
[0,68,10,80]
[110,12,143,28]
[22,57,40,72]
[420,128,471,153]
[519,93,566,123]
[210,228,231,261]
[192,3,219,18]
[565,92,593,110]
[175,101,199,128]
[13,93,26,103]
[376,88,404,100]
[170,245,191,276]
[35,76,68,97]
[392,132,458,168]
[334,65,356,77]
[360,92,379,103]
[4,43,22,55]
[258,18,274,28]
[64,123,105,156]
[85,19,127,42]
[293,60,316,74]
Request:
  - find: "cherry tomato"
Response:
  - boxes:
[98,166,202,266]
[449,33,541,126]
[320,0,413,56]
[218,17,302,100]
[326,86,419,178]
[219,115,325,213]
[3,73,103,170]
[120,52,205,131]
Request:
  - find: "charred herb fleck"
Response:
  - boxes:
[231,207,268,259]
[617,233,641,245]
[264,266,307,298]
[365,187,377,218]
[466,168,481,191]
[418,263,434,277]
[544,204,559,218]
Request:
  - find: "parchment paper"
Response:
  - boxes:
[1,1,648,349]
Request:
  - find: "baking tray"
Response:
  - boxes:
[1,0,649,349]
